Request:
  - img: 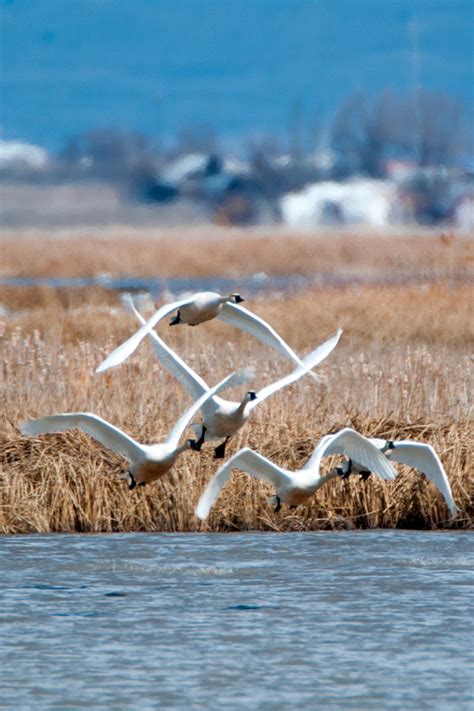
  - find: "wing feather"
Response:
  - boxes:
[21,413,144,463]
[388,441,458,515]
[220,304,342,383]
[95,297,192,372]
[255,329,343,404]
[304,427,396,480]
[196,448,291,520]
[124,294,208,401]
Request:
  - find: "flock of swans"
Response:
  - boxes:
[21,290,458,520]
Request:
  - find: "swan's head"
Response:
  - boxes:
[229,293,245,304]
[246,390,258,401]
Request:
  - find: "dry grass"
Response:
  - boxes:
[1,256,472,532]
[1,227,473,279]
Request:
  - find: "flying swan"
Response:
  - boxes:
[21,369,252,490]
[116,295,342,459]
[96,290,324,380]
[196,427,457,519]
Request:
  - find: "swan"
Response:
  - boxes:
[196,428,397,518]
[366,437,458,515]
[96,290,323,381]
[20,369,252,490]
[118,295,342,459]
[196,428,458,518]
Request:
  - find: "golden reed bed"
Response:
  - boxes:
[0,229,473,532]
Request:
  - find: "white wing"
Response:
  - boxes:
[219,303,321,381]
[196,447,292,520]
[95,297,193,372]
[21,413,144,463]
[166,368,255,449]
[253,328,343,405]
[304,427,396,480]
[124,294,208,402]
[386,441,458,515]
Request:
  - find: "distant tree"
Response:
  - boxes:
[59,129,157,181]
[330,88,471,177]
[411,89,465,167]
[174,124,218,156]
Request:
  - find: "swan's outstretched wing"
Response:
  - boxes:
[166,368,255,449]
[21,413,144,463]
[304,427,396,480]
[124,294,208,402]
[219,303,323,382]
[96,297,193,373]
[253,329,343,406]
[196,447,292,520]
[384,441,458,515]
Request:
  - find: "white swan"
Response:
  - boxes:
[196,428,458,518]
[366,437,458,515]
[21,369,252,490]
[196,428,397,518]
[96,290,323,380]
[119,295,343,459]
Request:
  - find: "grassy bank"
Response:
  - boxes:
[1,243,472,532]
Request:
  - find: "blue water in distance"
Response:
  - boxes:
[2,0,473,148]
[1,531,473,710]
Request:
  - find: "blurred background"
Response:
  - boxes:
[1,0,473,230]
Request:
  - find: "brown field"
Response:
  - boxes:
[0,229,473,533]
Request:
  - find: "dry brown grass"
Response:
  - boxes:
[2,227,473,278]
[1,260,472,532]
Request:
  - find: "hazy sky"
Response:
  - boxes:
[1,0,473,148]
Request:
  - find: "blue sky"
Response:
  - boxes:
[1,0,473,148]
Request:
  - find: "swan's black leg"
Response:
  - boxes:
[128,472,137,490]
[359,470,371,481]
[274,496,282,513]
[190,426,206,452]
[214,437,230,459]
[169,311,181,326]
[336,459,353,480]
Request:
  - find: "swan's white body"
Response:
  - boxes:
[196,428,397,518]
[367,437,458,515]
[21,369,251,488]
[96,290,324,381]
[121,296,343,454]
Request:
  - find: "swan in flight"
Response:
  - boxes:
[196,428,397,518]
[196,428,457,518]
[21,369,252,490]
[120,295,343,459]
[96,290,323,380]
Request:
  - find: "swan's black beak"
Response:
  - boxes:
[248,390,257,401]
[232,294,245,303]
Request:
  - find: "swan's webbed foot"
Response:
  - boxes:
[274,496,282,513]
[359,470,371,481]
[169,311,181,326]
[214,437,229,459]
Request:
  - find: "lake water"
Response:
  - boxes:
[1,531,473,710]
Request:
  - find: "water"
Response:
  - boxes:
[0,270,471,302]
[1,531,473,710]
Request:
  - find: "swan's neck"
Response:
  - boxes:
[237,398,250,416]
[174,441,190,456]
[300,467,340,493]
